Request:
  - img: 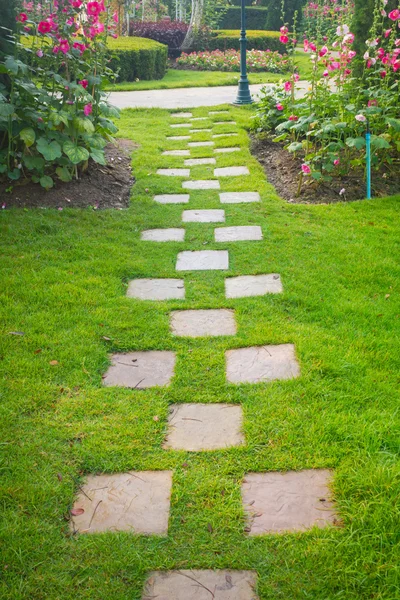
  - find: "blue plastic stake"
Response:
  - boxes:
[366,120,371,199]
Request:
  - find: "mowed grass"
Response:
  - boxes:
[0,105,400,600]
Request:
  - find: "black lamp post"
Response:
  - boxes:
[233,0,253,105]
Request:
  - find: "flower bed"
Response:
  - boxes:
[176,49,289,73]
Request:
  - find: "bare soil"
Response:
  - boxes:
[251,134,400,204]
[0,139,136,209]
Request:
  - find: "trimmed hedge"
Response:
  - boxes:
[218,1,306,30]
[218,7,270,30]
[107,36,168,81]
[197,30,286,54]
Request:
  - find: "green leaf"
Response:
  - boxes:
[0,103,15,118]
[8,168,21,180]
[73,117,95,134]
[311,171,322,180]
[0,164,6,174]
[36,138,62,161]
[40,175,54,190]
[19,128,36,148]
[50,112,70,126]
[63,140,89,165]
[346,137,366,150]
[23,155,45,171]
[56,166,72,182]
[370,135,391,150]
[90,148,106,165]
[287,142,303,153]
[385,118,400,132]
[272,133,288,143]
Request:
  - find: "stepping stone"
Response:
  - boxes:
[220,192,260,203]
[103,351,176,388]
[163,403,244,450]
[215,226,262,242]
[172,112,192,118]
[214,147,241,154]
[184,158,216,166]
[214,166,249,177]
[170,309,236,337]
[225,274,283,298]
[127,278,185,300]
[190,128,212,133]
[170,123,192,128]
[141,229,185,242]
[209,110,229,114]
[143,570,258,600]
[71,471,172,535]
[188,141,214,147]
[190,117,208,121]
[226,344,300,384]
[182,180,220,190]
[162,150,190,156]
[242,470,336,535]
[214,121,237,125]
[213,133,238,138]
[182,209,225,223]
[167,136,191,141]
[176,250,229,271]
[154,194,189,204]
[157,169,190,177]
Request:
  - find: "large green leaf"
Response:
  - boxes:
[23,155,45,171]
[90,148,106,165]
[63,141,89,165]
[8,168,21,180]
[370,135,391,150]
[346,137,366,150]
[56,166,72,182]
[36,138,62,161]
[20,128,36,148]
[385,118,400,132]
[40,175,54,190]
[0,103,15,118]
[287,142,303,153]
[73,117,95,134]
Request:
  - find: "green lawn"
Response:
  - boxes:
[1,106,399,599]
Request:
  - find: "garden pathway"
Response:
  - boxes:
[71,109,336,599]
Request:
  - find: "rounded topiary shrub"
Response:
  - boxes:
[108,36,168,81]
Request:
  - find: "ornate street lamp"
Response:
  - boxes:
[233,0,253,105]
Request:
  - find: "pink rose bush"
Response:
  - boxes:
[176,49,289,74]
[0,0,119,189]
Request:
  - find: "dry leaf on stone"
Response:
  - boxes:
[70,508,84,516]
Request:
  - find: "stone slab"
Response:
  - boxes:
[176,250,229,271]
[188,141,215,147]
[157,168,190,177]
[164,403,244,450]
[182,209,225,223]
[103,351,176,388]
[162,150,190,156]
[220,192,260,204]
[225,274,282,298]
[71,471,172,535]
[143,570,258,600]
[184,158,216,166]
[214,121,237,125]
[167,136,191,141]
[242,470,336,534]
[172,112,192,118]
[182,180,220,190]
[214,147,241,154]
[215,226,262,242]
[214,166,249,177]
[226,344,300,384]
[127,278,185,300]
[209,110,230,114]
[170,123,192,128]
[170,309,236,337]
[190,117,208,121]
[154,194,189,204]
[213,133,238,138]
[141,228,185,242]
[190,128,212,133]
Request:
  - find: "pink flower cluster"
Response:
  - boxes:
[177,49,289,74]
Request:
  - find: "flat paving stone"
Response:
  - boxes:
[220,192,260,204]
[127,278,185,300]
[154,194,189,204]
[215,226,262,242]
[190,128,212,133]
[141,228,185,242]
[164,403,244,450]
[225,274,283,298]
[172,112,192,118]
[214,147,241,154]
[167,135,191,141]
[214,121,237,125]
[209,110,230,114]
[176,250,229,271]
[190,117,208,121]
[242,470,336,535]
[143,570,258,600]
[103,351,176,388]
[214,166,249,177]
[162,150,190,156]
[184,157,216,166]
[170,309,236,337]
[71,471,172,535]
[157,168,190,177]
[170,123,192,128]
[226,344,300,384]
[213,133,238,138]
[182,209,225,223]
[188,141,214,147]
[182,180,220,190]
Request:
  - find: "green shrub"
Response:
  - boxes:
[218,1,306,30]
[218,7,270,30]
[197,30,286,54]
[107,36,168,82]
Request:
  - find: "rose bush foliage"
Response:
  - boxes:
[176,48,290,73]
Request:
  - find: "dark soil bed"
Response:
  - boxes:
[0,139,136,209]
[251,134,399,204]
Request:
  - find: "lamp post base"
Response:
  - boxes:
[233,79,253,105]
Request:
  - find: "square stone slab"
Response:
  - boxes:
[162,150,190,156]
[182,209,225,223]
[213,133,238,138]
[172,112,192,118]
[167,135,191,141]
[242,470,336,534]
[103,351,176,388]
[225,274,282,298]
[164,403,244,450]
[170,309,236,337]
[209,110,229,114]
[188,141,215,147]
[215,226,262,242]
[182,180,220,190]
[184,158,216,166]
[214,121,237,125]
[190,128,212,133]
[226,344,300,384]
[214,147,241,154]
[154,194,189,204]
[170,123,192,128]
[176,250,229,271]
[71,471,172,535]
[191,116,208,121]
[220,192,260,204]
[141,228,185,242]
[127,278,185,300]
[143,570,258,600]
[157,168,190,177]
[214,166,250,177]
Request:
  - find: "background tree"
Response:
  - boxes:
[0,0,16,90]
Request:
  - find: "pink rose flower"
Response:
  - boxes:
[334,159,340,166]
[388,9,400,21]
[319,45,328,57]
[113,11,119,23]
[276,103,284,111]
[87,1,101,16]
[59,39,70,54]
[368,99,378,107]
[301,164,311,174]
[355,114,366,122]
[38,21,51,34]
[279,35,289,44]
[17,12,28,22]
[284,81,292,92]
[78,79,89,89]
[36,49,44,58]
[84,103,93,116]
[384,29,392,38]
[289,115,298,121]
